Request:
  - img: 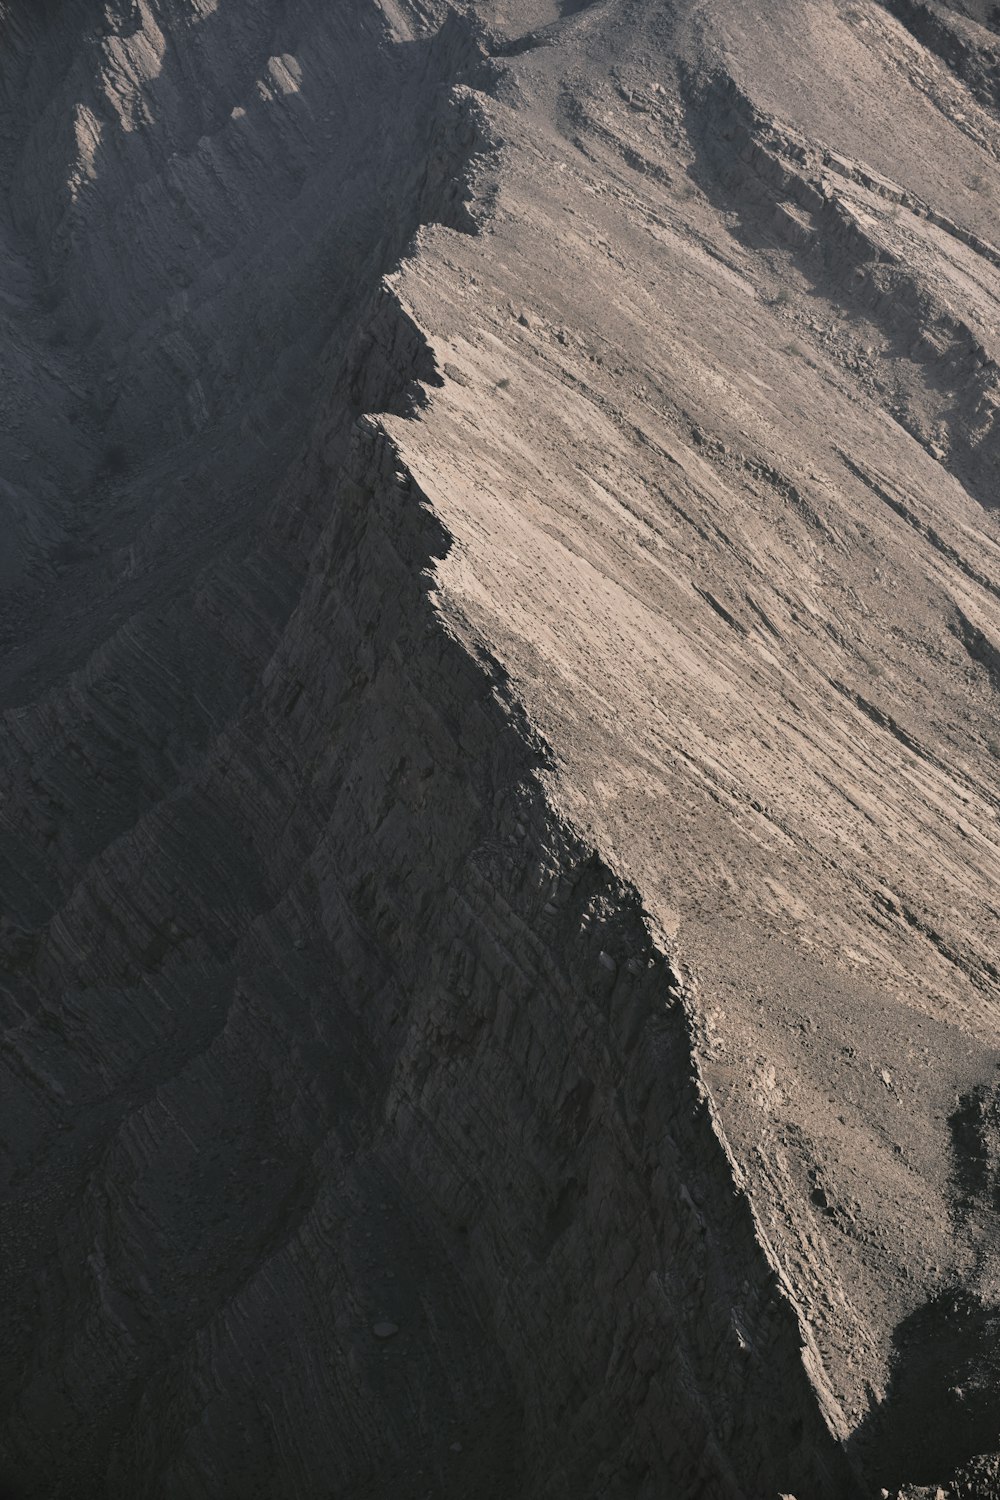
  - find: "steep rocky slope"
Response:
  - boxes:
[2,0,1000,1496]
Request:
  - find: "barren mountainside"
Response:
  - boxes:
[1,0,1000,1496]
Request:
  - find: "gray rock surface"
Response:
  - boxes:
[1,0,1000,1496]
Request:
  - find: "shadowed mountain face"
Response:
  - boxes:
[2,0,1000,1496]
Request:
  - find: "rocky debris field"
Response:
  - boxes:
[1,0,1000,1496]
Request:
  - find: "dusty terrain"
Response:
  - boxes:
[1,0,1000,1495]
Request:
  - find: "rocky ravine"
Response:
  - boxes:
[2,0,1000,1496]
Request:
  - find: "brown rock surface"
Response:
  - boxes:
[1,0,1000,1496]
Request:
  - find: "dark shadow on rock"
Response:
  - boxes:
[850,1083,1000,1492]
[851,1289,1000,1492]
[950,1082,1000,1219]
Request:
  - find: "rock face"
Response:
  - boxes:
[3,0,1000,1496]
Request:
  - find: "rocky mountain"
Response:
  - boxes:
[1,0,1000,1495]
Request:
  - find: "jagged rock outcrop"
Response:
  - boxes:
[3,0,1000,1496]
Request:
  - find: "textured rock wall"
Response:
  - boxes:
[12,0,1000,1493]
[0,285,856,1500]
[0,0,476,608]
[0,6,862,1494]
[361,3,1000,1489]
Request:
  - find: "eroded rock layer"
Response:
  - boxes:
[2,0,1000,1496]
